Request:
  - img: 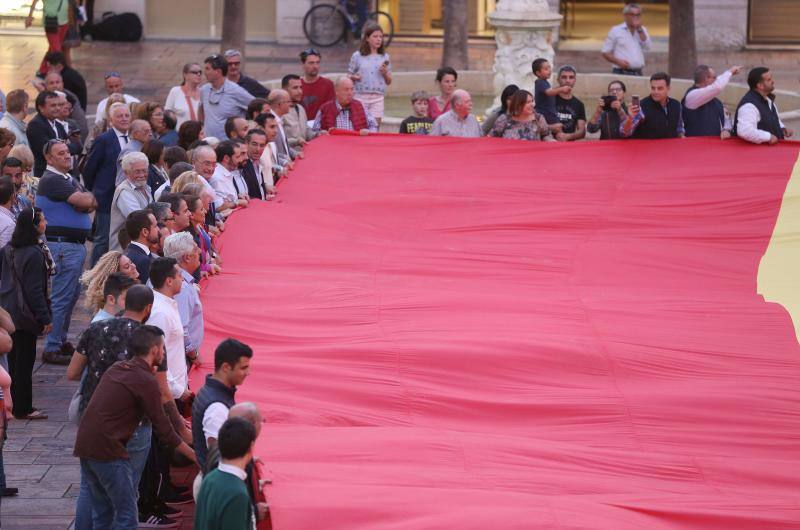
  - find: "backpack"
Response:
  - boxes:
[89,12,143,42]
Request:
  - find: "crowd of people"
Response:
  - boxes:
[0,4,795,528]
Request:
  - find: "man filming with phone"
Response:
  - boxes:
[621,72,684,139]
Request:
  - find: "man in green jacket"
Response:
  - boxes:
[194,417,257,530]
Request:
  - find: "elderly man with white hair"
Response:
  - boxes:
[267,89,303,170]
[109,151,153,251]
[312,76,378,134]
[193,144,235,217]
[163,231,204,365]
[430,89,482,137]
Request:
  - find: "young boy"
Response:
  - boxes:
[532,58,569,131]
[399,91,434,135]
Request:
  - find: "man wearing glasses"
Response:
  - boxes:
[601,3,651,76]
[198,55,254,141]
[223,49,269,99]
[94,72,140,126]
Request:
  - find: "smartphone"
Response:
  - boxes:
[383,60,389,67]
[631,95,640,107]
[602,95,616,110]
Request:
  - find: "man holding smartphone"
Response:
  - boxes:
[620,72,684,139]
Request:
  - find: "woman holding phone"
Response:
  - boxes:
[348,23,392,127]
[587,80,629,140]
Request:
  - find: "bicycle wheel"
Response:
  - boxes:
[367,11,395,48]
[303,4,347,48]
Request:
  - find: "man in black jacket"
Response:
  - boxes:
[621,72,685,139]
[26,91,70,177]
[223,49,269,99]
[123,209,158,281]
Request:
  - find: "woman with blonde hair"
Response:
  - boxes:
[171,171,204,194]
[79,251,140,316]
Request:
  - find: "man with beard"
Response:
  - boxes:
[210,140,249,208]
[110,152,153,252]
[123,209,160,282]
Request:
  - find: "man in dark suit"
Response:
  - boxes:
[123,210,159,282]
[26,91,69,178]
[240,128,269,200]
[82,102,131,265]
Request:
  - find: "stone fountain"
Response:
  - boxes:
[487,0,562,111]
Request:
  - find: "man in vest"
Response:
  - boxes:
[683,65,742,138]
[733,67,794,145]
[36,139,96,365]
[621,72,684,139]
[192,338,253,474]
[311,76,378,135]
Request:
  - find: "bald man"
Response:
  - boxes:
[115,119,153,186]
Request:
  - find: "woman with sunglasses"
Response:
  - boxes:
[0,207,54,420]
[165,63,203,128]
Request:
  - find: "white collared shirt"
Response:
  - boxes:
[601,22,651,70]
[111,127,130,150]
[129,241,151,255]
[736,95,785,144]
[209,163,238,202]
[148,289,188,398]
[45,164,72,180]
[217,462,247,481]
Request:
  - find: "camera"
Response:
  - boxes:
[602,95,616,111]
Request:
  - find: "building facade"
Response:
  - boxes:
[0,0,796,48]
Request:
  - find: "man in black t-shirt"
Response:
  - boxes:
[554,66,587,142]
[399,91,434,135]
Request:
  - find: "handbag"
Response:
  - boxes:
[43,0,65,33]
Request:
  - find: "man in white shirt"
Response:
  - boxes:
[147,257,189,402]
[266,89,303,170]
[601,3,651,76]
[209,141,249,208]
[733,67,794,145]
[109,152,153,252]
[192,145,235,215]
[682,65,742,138]
[94,72,140,126]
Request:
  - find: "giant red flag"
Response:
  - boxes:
[193,135,800,529]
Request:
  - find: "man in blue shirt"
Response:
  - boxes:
[36,139,96,365]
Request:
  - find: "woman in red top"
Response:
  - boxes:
[428,67,458,120]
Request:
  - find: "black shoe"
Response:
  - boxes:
[1,487,19,497]
[162,490,193,505]
[138,513,178,528]
[42,350,72,365]
[60,342,75,356]
[155,501,183,518]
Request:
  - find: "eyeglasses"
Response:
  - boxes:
[187,70,202,75]
[300,48,320,60]
[208,88,224,105]
[227,61,241,67]
[104,71,121,80]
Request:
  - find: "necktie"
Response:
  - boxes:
[122,134,129,144]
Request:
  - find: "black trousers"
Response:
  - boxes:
[8,330,38,417]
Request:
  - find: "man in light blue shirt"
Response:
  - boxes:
[163,232,204,363]
[90,272,137,323]
[199,55,254,140]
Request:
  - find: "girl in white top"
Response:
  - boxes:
[164,63,202,127]
[347,23,392,127]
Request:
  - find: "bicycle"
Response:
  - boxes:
[303,0,395,48]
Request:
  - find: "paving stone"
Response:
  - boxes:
[1,497,76,516]
[2,516,74,530]
[4,464,51,482]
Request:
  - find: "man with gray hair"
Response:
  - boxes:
[224,49,269,99]
[163,232,204,364]
[267,89,302,170]
[193,144,235,215]
[601,3,651,76]
[682,64,742,138]
[110,151,152,251]
[430,89,482,138]
[115,119,153,185]
[312,76,378,134]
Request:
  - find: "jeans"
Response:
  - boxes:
[79,458,138,530]
[75,422,152,530]
[8,330,37,417]
[44,241,86,353]
[91,211,110,266]
[611,67,643,76]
